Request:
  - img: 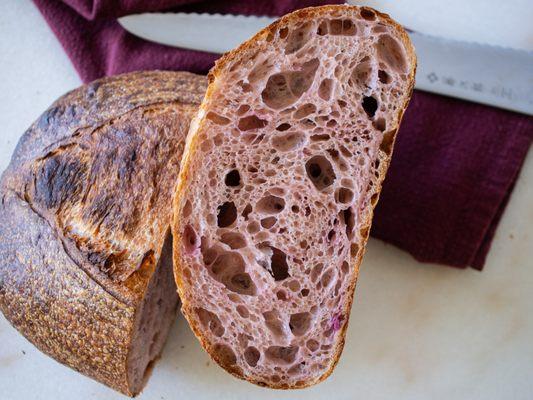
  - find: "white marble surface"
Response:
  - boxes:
[0,1,532,399]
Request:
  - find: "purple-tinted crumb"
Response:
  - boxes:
[330,313,344,332]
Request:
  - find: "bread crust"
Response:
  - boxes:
[173,5,416,389]
[0,71,206,396]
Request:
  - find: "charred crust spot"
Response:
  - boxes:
[33,155,87,210]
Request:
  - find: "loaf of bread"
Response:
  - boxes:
[173,5,416,388]
[0,71,206,396]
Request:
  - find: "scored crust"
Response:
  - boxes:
[173,5,416,389]
[0,71,207,396]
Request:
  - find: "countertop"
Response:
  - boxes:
[0,1,532,399]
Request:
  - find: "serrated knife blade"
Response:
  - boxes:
[118,12,533,115]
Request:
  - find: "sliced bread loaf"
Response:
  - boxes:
[173,5,416,388]
[0,71,206,396]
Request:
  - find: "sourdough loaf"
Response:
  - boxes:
[0,71,206,396]
[173,5,416,388]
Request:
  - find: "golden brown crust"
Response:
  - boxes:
[173,5,416,389]
[0,71,207,396]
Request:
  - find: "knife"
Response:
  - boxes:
[118,12,533,116]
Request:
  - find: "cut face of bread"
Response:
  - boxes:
[0,71,206,396]
[174,5,415,388]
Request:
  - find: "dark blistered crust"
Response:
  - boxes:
[173,5,416,389]
[0,71,207,396]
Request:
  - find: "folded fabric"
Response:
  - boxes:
[33,0,533,269]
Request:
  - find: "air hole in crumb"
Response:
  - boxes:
[279,27,289,39]
[335,187,354,204]
[272,131,307,152]
[378,69,391,84]
[306,155,336,190]
[210,252,256,295]
[213,343,237,366]
[306,339,319,352]
[288,280,300,292]
[277,290,288,301]
[261,217,277,229]
[301,288,310,297]
[230,273,255,295]
[265,346,298,364]
[256,195,285,214]
[237,305,249,318]
[244,346,260,367]
[201,243,217,266]
[276,123,291,131]
[320,268,336,290]
[242,204,253,220]
[317,20,328,35]
[261,59,319,109]
[360,8,376,20]
[342,261,350,274]
[269,187,285,196]
[329,19,356,35]
[318,78,334,101]
[271,247,290,281]
[217,202,237,227]
[195,308,225,337]
[238,115,268,131]
[288,363,305,376]
[206,111,230,125]
[220,232,246,249]
[352,61,373,88]
[237,104,250,115]
[362,96,378,118]
[247,221,260,234]
[294,103,316,119]
[380,131,394,154]
[342,208,355,239]
[291,205,300,213]
[263,311,287,337]
[310,133,330,142]
[183,224,199,254]
[350,243,359,257]
[375,34,407,73]
[260,244,290,281]
[339,145,352,158]
[310,263,324,283]
[289,312,312,336]
[225,169,241,187]
[371,193,379,206]
[285,22,312,54]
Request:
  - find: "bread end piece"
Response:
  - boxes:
[0,71,207,396]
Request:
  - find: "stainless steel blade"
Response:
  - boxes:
[118,12,533,115]
[119,13,275,54]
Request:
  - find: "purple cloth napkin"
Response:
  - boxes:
[33,0,533,269]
